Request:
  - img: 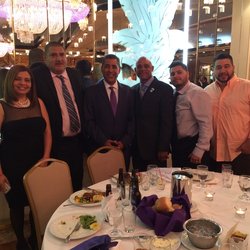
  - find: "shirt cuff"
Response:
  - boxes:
[192,147,205,159]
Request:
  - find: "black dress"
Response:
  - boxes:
[0,99,46,208]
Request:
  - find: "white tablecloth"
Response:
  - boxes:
[42,171,250,250]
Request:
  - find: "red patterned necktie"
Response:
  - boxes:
[56,75,80,133]
[109,86,117,115]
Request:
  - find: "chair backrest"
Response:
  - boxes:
[23,158,73,249]
[87,146,126,183]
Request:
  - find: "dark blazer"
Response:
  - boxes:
[83,80,134,155]
[133,77,173,161]
[32,65,84,146]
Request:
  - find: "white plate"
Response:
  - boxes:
[186,169,214,182]
[181,231,220,250]
[69,190,103,207]
[150,233,181,250]
[49,213,101,240]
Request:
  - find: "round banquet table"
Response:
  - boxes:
[42,169,250,250]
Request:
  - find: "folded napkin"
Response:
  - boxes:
[71,235,117,250]
[136,194,191,236]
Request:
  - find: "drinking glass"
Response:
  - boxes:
[147,165,158,186]
[218,243,239,250]
[238,175,250,201]
[197,165,208,188]
[108,206,122,237]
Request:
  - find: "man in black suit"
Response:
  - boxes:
[32,42,84,191]
[132,57,173,171]
[84,54,134,170]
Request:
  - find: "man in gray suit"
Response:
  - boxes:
[132,57,173,171]
[83,54,134,170]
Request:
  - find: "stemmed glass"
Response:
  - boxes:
[197,165,208,188]
[108,206,122,237]
[238,175,250,201]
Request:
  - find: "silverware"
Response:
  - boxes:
[63,203,74,207]
[65,221,81,243]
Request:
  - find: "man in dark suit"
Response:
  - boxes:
[84,54,134,170]
[132,56,173,171]
[32,42,84,191]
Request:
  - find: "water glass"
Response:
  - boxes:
[122,205,136,232]
[108,206,122,237]
[141,172,150,191]
[147,165,158,186]
[222,169,233,188]
[218,243,239,250]
[197,165,208,188]
[157,178,166,190]
[222,164,232,172]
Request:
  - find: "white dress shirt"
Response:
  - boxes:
[176,81,213,158]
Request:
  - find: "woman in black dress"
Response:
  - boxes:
[0,65,52,250]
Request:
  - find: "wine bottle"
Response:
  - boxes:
[105,184,112,197]
[130,174,141,207]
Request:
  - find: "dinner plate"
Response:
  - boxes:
[49,213,101,240]
[186,169,214,182]
[69,190,104,207]
[181,231,220,250]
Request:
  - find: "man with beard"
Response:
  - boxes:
[205,53,250,174]
[169,61,213,168]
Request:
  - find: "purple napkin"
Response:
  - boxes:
[136,194,191,236]
[70,234,117,250]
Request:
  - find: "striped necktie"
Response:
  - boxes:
[109,86,117,115]
[56,75,80,133]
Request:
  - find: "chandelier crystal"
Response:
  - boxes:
[0,0,90,43]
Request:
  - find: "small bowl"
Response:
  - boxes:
[183,218,222,249]
[150,236,179,250]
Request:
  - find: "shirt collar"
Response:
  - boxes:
[103,80,118,90]
[51,70,68,81]
[215,74,237,88]
[176,81,191,95]
[140,76,154,88]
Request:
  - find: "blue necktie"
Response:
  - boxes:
[109,86,117,115]
[56,75,80,133]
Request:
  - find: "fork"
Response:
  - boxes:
[65,221,81,243]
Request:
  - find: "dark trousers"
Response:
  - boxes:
[172,134,209,168]
[132,149,166,172]
[209,153,250,175]
[52,135,83,191]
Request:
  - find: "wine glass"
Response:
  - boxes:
[108,206,122,237]
[238,175,250,201]
[197,165,208,188]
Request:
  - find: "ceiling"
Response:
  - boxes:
[0,0,233,67]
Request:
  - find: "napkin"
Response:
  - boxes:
[136,194,191,236]
[70,235,117,250]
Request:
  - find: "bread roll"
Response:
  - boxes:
[154,197,174,213]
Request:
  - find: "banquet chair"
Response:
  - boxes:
[23,158,73,249]
[87,146,126,183]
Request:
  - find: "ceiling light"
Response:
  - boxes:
[203,6,210,14]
